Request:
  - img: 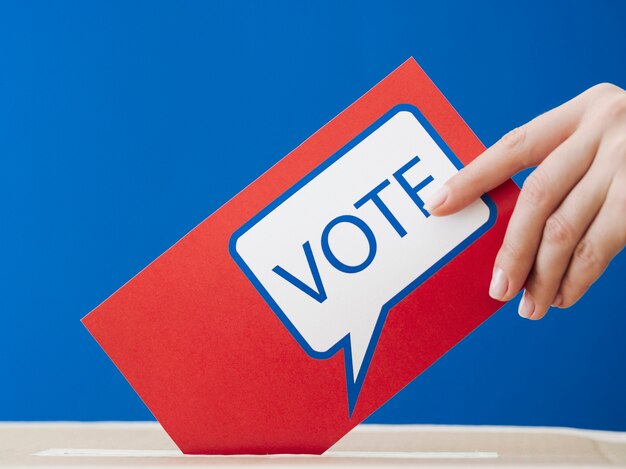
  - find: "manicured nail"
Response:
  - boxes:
[518,290,535,319]
[553,293,563,308]
[489,267,509,300]
[424,186,448,212]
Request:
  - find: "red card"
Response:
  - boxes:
[83,58,519,454]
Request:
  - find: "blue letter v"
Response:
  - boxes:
[272,241,327,303]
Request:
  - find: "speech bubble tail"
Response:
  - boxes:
[348,332,369,385]
[343,310,385,417]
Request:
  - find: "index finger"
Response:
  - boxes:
[424,94,586,216]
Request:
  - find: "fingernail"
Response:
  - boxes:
[424,186,448,212]
[553,293,563,308]
[518,290,535,319]
[489,267,509,300]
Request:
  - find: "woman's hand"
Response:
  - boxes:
[424,83,626,320]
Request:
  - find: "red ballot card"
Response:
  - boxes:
[83,58,519,454]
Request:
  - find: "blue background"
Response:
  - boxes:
[1,1,625,429]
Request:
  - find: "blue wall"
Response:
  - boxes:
[1,0,625,429]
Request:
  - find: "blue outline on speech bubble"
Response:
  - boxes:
[229,104,497,417]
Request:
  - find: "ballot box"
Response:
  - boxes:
[2,422,626,468]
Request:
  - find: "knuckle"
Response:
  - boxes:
[544,213,577,245]
[498,125,535,170]
[590,94,626,125]
[499,125,527,153]
[573,239,604,272]
[589,82,620,96]
[521,170,548,206]
[605,95,626,120]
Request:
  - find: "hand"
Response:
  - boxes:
[424,83,626,320]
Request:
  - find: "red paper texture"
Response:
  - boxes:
[82,58,519,454]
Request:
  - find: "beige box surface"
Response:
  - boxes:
[1,422,625,468]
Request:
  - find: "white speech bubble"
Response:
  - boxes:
[230,105,496,414]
